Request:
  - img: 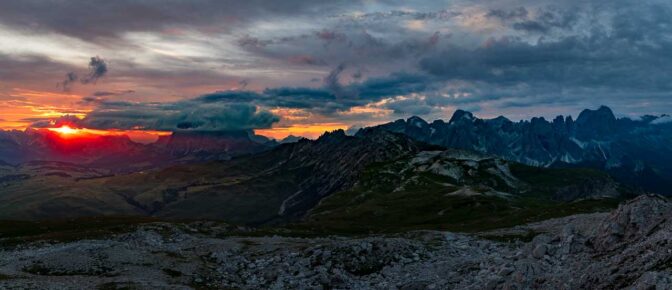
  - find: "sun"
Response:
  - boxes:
[48,125,80,135]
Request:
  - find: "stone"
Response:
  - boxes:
[532,244,547,259]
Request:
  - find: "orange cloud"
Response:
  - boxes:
[255,123,348,140]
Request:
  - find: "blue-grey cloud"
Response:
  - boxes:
[36,95,280,131]
[0,1,365,42]
[93,90,135,97]
[4,0,672,125]
[486,7,529,21]
[416,2,672,109]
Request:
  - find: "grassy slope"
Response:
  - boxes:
[299,160,623,234]
[0,153,626,239]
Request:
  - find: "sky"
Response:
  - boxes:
[1,0,671,140]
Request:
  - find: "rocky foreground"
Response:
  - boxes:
[1,195,671,289]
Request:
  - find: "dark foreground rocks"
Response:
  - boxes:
[1,195,671,289]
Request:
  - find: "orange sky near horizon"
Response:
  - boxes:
[0,118,348,143]
[255,123,348,140]
[2,102,348,141]
[0,87,350,142]
[0,114,347,143]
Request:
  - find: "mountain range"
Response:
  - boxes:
[0,127,630,230]
[0,128,275,172]
[0,105,667,228]
[365,106,672,194]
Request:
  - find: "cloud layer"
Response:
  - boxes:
[33,95,279,132]
[3,0,672,133]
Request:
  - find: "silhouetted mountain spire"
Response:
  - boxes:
[448,109,474,124]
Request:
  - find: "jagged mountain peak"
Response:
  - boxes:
[407,116,429,128]
[574,105,618,140]
[317,129,348,142]
[448,109,475,124]
[363,106,672,194]
[576,105,616,124]
[279,135,303,144]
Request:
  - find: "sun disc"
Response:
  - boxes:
[49,125,79,135]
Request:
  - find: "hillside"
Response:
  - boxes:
[303,149,626,233]
[0,131,629,233]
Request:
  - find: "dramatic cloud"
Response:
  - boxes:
[80,56,108,84]
[258,70,432,116]
[4,0,672,134]
[58,72,78,91]
[85,100,278,132]
[34,94,279,132]
[29,115,82,128]
[0,1,363,42]
[324,63,347,97]
[57,56,109,91]
[93,90,135,97]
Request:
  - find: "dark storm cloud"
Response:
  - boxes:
[337,9,461,22]
[376,1,671,114]
[28,115,82,128]
[486,7,578,33]
[93,90,135,97]
[486,7,529,21]
[58,72,78,91]
[57,56,108,91]
[0,0,363,42]
[288,55,326,66]
[80,56,108,84]
[419,4,672,92]
[259,71,432,115]
[238,35,273,48]
[324,63,347,97]
[513,10,579,33]
[384,97,433,115]
[315,29,347,44]
[180,68,433,116]
[235,28,444,73]
[355,72,429,99]
[35,95,280,131]
[5,0,672,123]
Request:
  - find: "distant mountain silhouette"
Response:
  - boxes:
[2,106,670,195]
[0,129,275,171]
[363,106,672,194]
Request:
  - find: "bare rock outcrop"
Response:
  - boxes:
[1,195,671,289]
[591,194,672,252]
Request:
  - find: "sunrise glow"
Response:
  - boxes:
[42,125,172,143]
[255,123,349,140]
[48,125,79,135]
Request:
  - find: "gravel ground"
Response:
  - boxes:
[1,195,671,289]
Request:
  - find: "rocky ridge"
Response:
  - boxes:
[365,106,672,194]
[0,195,670,289]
